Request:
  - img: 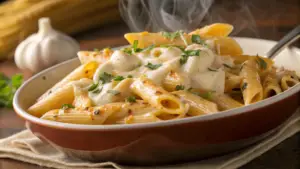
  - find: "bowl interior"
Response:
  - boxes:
[14,37,300,129]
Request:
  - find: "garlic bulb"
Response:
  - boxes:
[15,18,80,73]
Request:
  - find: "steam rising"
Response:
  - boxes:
[119,0,260,37]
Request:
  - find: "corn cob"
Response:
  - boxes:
[0,0,120,60]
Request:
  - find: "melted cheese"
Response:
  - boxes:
[90,44,227,106]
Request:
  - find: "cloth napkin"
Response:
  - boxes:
[0,109,299,169]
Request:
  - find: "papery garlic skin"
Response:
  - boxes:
[15,18,80,73]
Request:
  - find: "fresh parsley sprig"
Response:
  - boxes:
[145,62,162,70]
[0,73,23,108]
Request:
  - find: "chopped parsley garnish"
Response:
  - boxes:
[107,90,120,95]
[191,34,206,45]
[180,55,189,65]
[126,96,136,103]
[127,75,133,78]
[180,50,201,65]
[61,104,74,110]
[145,62,162,70]
[187,88,214,100]
[123,47,132,55]
[0,73,23,108]
[256,56,267,70]
[99,72,113,84]
[184,50,201,56]
[241,83,248,91]
[94,48,99,52]
[92,87,102,94]
[88,83,99,91]
[161,31,181,41]
[208,67,217,71]
[223,64,232,69]
[175,85,185,91]
[142,44,155,52]
[113,76,125,81]
[132,40,143,53]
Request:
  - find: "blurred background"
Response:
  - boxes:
[0,0,298,62]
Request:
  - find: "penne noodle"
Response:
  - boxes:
[280,74,299,91]
[225,72,242,92]
[172,90,218,116]
[28,79,92,117]
[240,60,263,105]
[210,93,243,110]
[77,48,112,64]
[38,61,98,101]
[162,70,189,92]
[131,77,186,115]
[124,32,192,48]
[262,70,282,98]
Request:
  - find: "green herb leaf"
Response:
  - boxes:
[132,40,143,53]
[256,56,267,70]
[92,87,102,94]
[122,47,132,55]
[88,83,99,91]
[198,91,214,100]
[145,62,162,70]
[107,90,120,95]
[0,73,23,108]
[99,72,114,84]
[127,75,133,78]
[179,50,201,65]
[113,76,125,81]
[175,85,185,91]
[208,68,217,71]
[61,104,74,110]
[180,55,189,65]
[241,83,248,91]
[191,34,206,45]
[142,44,155,52]
[94,48,100,52]
[223,64,232,69]
[126,96,136,103]
[161,30,183,41]
[184,50,201,56]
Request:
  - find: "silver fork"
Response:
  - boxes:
[266,25,300,59]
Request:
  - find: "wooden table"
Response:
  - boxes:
[0,22,299,169]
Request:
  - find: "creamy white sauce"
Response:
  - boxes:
[90,44,227,106]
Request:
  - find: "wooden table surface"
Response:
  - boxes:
[0,22,299,169]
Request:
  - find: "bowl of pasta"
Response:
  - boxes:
[14,23,300,165]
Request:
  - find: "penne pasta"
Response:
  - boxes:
[225,72,242,92]
[131,77,186,115]
[38,61,98,101]
[280,74,299,91]
[172,90,218,116]
[210,93,243,110]
[240,60,263,105]
[28,23,299,125]
[77,48,112,64]
[262,70,282,98]
[28,79,92,117]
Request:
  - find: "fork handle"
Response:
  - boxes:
[266,25,300,59]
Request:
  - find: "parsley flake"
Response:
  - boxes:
[256,56,267,70]
[61,104,74,110]
[191,34,206,45]
[145,62,162,70]
[161,30,183,41]
[223,64,232,69]
[208,68,217,71]
[113,76,125,81]
[127,75,133,78]
[88,83,99,91]
[99,72,114,84]
[180,50,201,65]
[126,96,136,103]
[175,85,185,91]
[241,83,248,91]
